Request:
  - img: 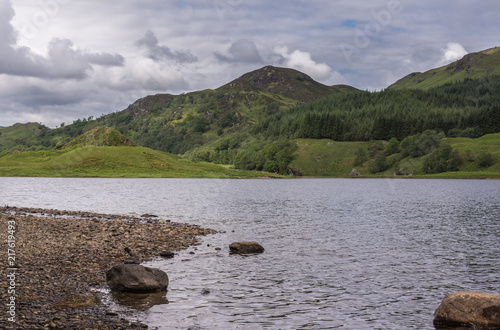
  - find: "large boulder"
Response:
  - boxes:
[106,264,169,293]
[434,291,500,328]
[229,241,265,254]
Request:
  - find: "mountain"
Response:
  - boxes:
[389,46,500,90]
[94,66,357,154]
[216,65,356,102]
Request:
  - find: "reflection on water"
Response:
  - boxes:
[111,292,169,311]
[1,178,499,329]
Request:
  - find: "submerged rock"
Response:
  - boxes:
[434,291,500,328]
[229,241,265,254]
[159,251,175,258]
[106,264,169,293]
[141,213,158,218]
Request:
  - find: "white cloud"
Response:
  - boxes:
[438,42,468,66]
[271,45,332,80]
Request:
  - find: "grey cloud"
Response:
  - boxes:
[136,30,197,63]
[85,53,125,67]
[215,39,263,63]
[12,85,85,108]
[0,1,124,80]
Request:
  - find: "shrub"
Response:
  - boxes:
[423,144,462,174]
[368,153,389,174]
[476,152,495,168]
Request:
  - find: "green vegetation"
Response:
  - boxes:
[0,145,277,178]
[389,47,500,90]
[0,127,278,178]
[288,133,500,179]
[254,75,500,142]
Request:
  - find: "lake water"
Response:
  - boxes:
[1,178,500,329]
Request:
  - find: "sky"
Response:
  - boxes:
[0,0,498,128]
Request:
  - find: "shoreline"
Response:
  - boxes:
[0,206,217,329]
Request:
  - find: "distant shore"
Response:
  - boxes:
[0,206,216,329]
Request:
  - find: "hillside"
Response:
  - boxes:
[389,46,500,90]
[288,133,500,179]
[0,122,49,150]
[106,66,357,154]
[0,137,274,178]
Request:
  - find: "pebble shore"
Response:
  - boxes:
[0,206,216,329]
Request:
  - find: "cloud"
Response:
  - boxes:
[0,1,124,80]
[438,42,468,66]
[215,39,263,63]
[135,30,197,63]
[271,46,332,80]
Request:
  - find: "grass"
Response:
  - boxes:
[0,145,277,178]
[290,139,368,177]
[54,295,100,309]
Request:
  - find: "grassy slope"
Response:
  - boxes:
[0,146,274,178]
[291,139,367,176]
[290,133,500,179]
[389,47,500,90]
[419,133,500,179]
[0,123,46,149]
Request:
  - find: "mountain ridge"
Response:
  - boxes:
[389,46,500,90]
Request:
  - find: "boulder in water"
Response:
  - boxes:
[106,264,169,293]
[229,241,264,254]
[434,291,500,328]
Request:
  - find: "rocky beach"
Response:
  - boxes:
[0,206,216,329]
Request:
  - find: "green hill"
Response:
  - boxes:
[389,46,500,90]
[63,126,136,149]
[0,142,272,178]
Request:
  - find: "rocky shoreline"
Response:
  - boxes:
[0,206,217,329]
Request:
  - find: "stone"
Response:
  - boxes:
[349,168,361,176]
[141,213,158,218]
[434,291,500,328]
[229,241,265,254]
[106,264,169,293]
[159,251,175,258]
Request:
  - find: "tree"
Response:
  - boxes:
[476,152,495,168]
[423,144,462,174]
[385,137,400,155]
[353,148,368,166]
[368,153,389,174]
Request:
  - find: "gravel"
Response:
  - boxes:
[0,206,216,329]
